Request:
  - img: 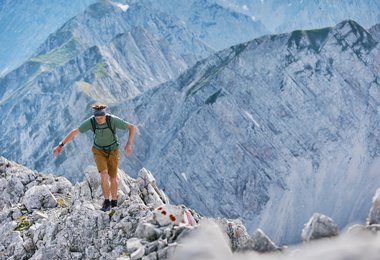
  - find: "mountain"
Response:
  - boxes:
[2,0,379,76]
[113,19,379,244]
[216,0,380,33]
[0,0,96,76]
[31,1,211,97]
[0,0,269,76]
[34,1,211,70]
[143,0,269,51]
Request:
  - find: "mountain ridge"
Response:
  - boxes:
[2,156,380,259]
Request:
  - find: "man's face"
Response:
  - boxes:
[95,116,106,124]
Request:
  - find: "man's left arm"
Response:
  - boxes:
[124,123,135,157]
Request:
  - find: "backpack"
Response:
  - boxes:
[90,114,118,150]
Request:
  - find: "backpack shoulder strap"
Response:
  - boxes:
[90,116,96,133]
[106,114,115,135]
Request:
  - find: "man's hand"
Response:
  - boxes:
[53,145,62,157]
[124,144,132,157]
[52,129,79,157]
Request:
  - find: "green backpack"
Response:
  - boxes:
[90,114,118,150]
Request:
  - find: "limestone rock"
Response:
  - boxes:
[1,157,300,259]
[301,213,339,242]
[249,229,281,253]
[137,168,168,208]
[22,185,57,212]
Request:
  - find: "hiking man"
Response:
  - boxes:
[53,103,136,211]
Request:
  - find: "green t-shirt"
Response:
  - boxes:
[79,114,130,150]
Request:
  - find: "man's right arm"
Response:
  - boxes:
[53,128,80,157]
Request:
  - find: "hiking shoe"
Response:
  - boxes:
[111,200,118,208]
[101,199,111,212]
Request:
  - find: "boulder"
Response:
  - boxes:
[137,168,168,208]
[301,213,339,242]
[215,218,250,252]
[6,176,25,204]
[135,222,161,241]
[249,228,281,253]
[126,237,145,259]
[22,185,57,212]
[153,204,186,226]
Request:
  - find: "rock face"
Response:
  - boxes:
[122,19,380,244]
[22,185,58,211]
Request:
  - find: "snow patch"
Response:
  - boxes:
[244,110,260,128]
[109,1,129,12]
[0,66,10,77]
[181,172,188,182]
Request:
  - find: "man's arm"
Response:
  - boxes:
[53,128,80,157]
[124,123,135,157]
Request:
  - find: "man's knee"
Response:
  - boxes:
[100,169,108,178]
[109,175,118,183]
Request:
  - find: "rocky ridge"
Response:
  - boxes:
[2,156,380,259]
[0,156,286,259]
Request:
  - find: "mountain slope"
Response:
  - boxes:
[116,20,380,244]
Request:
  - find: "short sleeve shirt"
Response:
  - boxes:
[79,115,130,150]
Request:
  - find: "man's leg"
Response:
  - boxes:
[99,169,112,211]
[100,169,111,200]
[110,175,118,201]
[108,149,119,207]
[92,147,111,211]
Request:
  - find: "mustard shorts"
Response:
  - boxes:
[91,147,120,177]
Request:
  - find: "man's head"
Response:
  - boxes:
[92,103,107,124]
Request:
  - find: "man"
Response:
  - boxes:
[53,103,135,211]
